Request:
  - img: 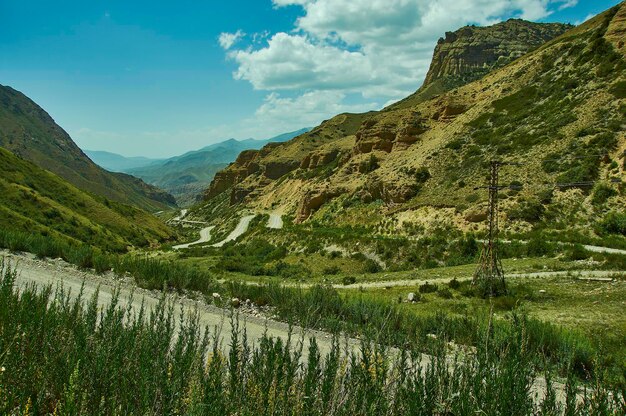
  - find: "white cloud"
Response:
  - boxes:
[225,0,575,134]
[218,30,245,50]
[556,0,578,11]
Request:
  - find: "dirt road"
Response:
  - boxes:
[2,249,570,402]
[173,226,215,249]
[3,249,348,357]
[267,212,284,229]
[335,269,625,289]
[212,214,256,247]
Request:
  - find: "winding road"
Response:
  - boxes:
[173,226,215,250]
[212,214,256,247]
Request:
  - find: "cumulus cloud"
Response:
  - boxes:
[226,0,579,132]
[218,30,245,50]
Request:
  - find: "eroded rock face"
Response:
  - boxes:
[263,160,299,179]
[423,19,572,88]
[354,124,396,154]
[354,115,430,155]
[300,149,340,169]
[297,189,342,222]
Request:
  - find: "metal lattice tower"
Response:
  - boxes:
[473,161,506,297]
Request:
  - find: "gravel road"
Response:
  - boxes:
[2,249,572,402]
[212,214,256,247]
[3,249,348,357]
[336,270,625,289]
[267,212,284,229]
[173,226,215,249]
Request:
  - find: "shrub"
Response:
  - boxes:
[363,259,382,273]
[592,183,617,205]
[567,244,589,261]
[323,265,341,275]
[419,281,438,294]
[437,288,453,299]
[342,276,357,285]
[597,211,626,236]
[448,278,461,290]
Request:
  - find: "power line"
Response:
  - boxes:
[472,157,621,297]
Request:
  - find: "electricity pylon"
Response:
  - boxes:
[473,161,509,297]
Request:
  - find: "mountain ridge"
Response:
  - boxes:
[200,3,625,239]
[0,85,177,211]
[121,128,311,206]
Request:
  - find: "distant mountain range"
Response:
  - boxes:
[82,150,163,172]
[86,128,311,206]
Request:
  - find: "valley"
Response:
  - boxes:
[1,1,626,414]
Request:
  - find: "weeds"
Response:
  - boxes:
[0,261,623,415]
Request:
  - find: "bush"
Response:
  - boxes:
[437,288,453,299]
[342,276,357,285]
[323,265,341,275]
[363,259,382,274]
[567,244,590,261]
[597,211,626,236]
[448,278,461,290]
[592,183,617,205]
[419,281,438,294]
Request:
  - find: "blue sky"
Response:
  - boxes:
[0,0,620,157]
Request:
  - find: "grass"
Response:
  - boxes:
[0,147,174,251]
[1,261,624,415]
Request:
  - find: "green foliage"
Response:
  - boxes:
[2,264,623,415]
[508,198,545,223]
[418,281,438,294]
[362,259,382,274]
[592,183,617,205]
[342,275,357,285]
[597,211,626,236]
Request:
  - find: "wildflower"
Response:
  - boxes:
[0,366,5,372]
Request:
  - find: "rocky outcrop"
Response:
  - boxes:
[297,188,343,222]
[301,149,340,169]
[423,19,572,89]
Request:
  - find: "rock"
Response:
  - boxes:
[407,292,417,302]
[231,298,241,308]
[423,20,572,88]
[539,290,546,294]
[212,293,221,300]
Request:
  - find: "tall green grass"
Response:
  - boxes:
[1,260,624,415]
[0,228,219,294]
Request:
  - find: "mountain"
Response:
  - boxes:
[202,4,625,237]
[0,85,177,211]
[83,150,162,172]
[392,19,573,109]
[0,146,173,252]
[125,128,311,206]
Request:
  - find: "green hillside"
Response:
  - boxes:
[0,85,176,212]
[0,147,174,252]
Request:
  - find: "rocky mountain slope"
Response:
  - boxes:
[0,85,176,212]
[424,20,572,88]
[124,129,310,206]
[201,3,626,239]
[0,146,174,251]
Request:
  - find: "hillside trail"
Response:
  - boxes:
[212,214,257,247]
[335,270,625,290]
[2,249,573,403]
[173,226,215,249]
